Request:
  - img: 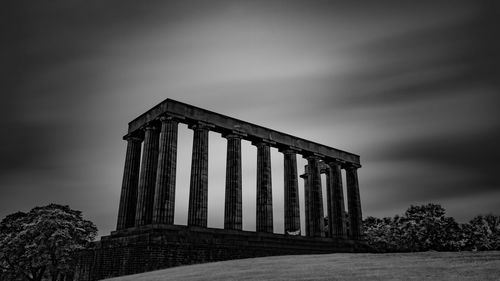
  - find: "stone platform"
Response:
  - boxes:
[75,225,370,281]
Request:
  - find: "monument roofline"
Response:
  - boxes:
[126,98,360,165]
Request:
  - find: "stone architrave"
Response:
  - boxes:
[116,135,143,230]
[282,148,301,235]
[187,123,210,227]
[224,133,243,230]
[346,165,362,240]
[255,141,273,233]
[326,160,347,238]
[152,116,179,225]
[306,156,325,237]
[135,125,160,226]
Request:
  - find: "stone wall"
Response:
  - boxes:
[75,225,370,281]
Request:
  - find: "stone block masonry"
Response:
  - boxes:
[76,225,370,281]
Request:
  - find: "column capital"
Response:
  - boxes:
[222,130,247,139]
[123,134,143,142]
[251,138,276,147]
[319,161,330,174]
[159,115,182,123]
[160,112,186,121]
[343,162,362,170]
[143,124,159,131]
[326,158,344,166]
[188,121,215,130]
[326,159,346,171]
[303,153,324,160]
[278,145,301,154]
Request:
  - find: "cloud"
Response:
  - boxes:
[2,0,499,236]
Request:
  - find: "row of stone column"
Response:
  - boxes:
[116,116,362,240]
[301,159,362,240]
[116,116,179,230]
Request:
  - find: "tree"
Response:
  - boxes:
[464,214,500,251]
[363,203,465,252]
[0,204,97,281]
[363,215,411,252]
[399,203,462,251]
[363,216,390,252]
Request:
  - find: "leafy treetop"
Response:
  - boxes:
[0,204,97,281]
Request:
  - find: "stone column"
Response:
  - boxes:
[282,148,300,235]
[116,135,143,230]
[326,160,347,238]
[187,123,210,227]
[255,141,273,233]
[224,133,243,230]
[152,116,179,225]
[135,125,160,226]
[346,165,362,240]
[300,171,311,236]
[306,156,325,237]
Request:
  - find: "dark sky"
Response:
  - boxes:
[2,0,499,236]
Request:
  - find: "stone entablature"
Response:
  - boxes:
[125,98,360,165]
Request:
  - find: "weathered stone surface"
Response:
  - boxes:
[255,141,273,233]
[127,99,360,166]
[326,161,347,238]
[282,149,300,235]
[116,135,142,230]
[135,126,160,226]
[187,123,209,227]
[306,156,325,237]
[152,116,178,225]
[75,225,371,281]
[224,134,243,230]
[300,170,311,236]
[346,165,362,240]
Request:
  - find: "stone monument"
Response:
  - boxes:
[76,99,368,280]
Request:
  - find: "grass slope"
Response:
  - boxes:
[104,251,500,281]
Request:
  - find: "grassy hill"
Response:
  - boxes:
[104,251,500,281]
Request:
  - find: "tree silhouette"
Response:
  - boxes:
[0,204,97,281]
[363,203,499,252]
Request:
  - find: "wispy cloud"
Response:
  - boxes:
[2,0,499,236]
